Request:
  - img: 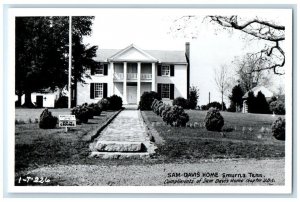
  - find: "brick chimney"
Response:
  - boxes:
[185,42,190,99]
[185,42,190,61]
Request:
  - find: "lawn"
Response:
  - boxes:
[15,109,118,176]
[143,110,285,163]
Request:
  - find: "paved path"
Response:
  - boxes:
[91,110,155,158]
[97,110,148,142]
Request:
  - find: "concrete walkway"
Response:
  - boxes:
[90,110,155,159]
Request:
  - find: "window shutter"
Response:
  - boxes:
[170,84,175,99]
[157,64,162,76]
[90,83,94,99]
[157,83,162,98]
[170,65,174,76]
[103,83,108,98]
[104,64,108,75]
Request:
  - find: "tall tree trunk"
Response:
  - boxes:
[23,90,35,108]
[221,92,224,111]
[15,93,22,107]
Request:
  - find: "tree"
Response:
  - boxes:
[170,15,285,74]
[228,84,244,112]
[188,86,199,109]
[207,15,285,75]
[246,91,256,113]
[15,16,97,107]
[255,91,270,114]
[214,64,230,111]
[233,53,271,92]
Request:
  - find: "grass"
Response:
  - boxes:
[15,108,70,124]
[144,110,285,163]
[15,109,118,173]
[14,108,286,186]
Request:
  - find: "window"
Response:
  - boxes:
[94,83,103,98]
[161,84,170,98]
[161,65,170,76]
[95,65,104,75]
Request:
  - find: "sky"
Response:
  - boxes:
[83,9,288,106]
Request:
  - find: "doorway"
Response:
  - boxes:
[127,86,137,104]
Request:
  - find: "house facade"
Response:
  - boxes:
[76,44,190,105]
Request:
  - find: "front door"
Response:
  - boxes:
[127,86,137,104]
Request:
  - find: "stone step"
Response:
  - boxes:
[90,151,149,159]
[95,141,146,152]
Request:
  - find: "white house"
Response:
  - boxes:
[75,43,190,105]
[242,86,274,113]
[15,87,64,108]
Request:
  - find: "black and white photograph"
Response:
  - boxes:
[3,3,294,195]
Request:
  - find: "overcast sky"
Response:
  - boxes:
[83,9,288,106]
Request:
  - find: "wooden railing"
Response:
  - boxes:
[114,73,152,80]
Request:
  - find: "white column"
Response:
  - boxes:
[109,62,114,96]
[137,62,141,103]
[123,62,127,104]
[151,62,156,91]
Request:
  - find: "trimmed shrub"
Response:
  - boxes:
[151,99,159,110]
[162,105,189,127]
[204,107,224,131]
[39,108,58,129]
[269,100,285,115]
[71,105,90,124]
[173,97,188,109]
[154,101,164,115]
[201,102,226,111]
[82,103,94,119]
[54,96,68,108]
[139,91,161,110]
[161,105,172,118]
[108,94,123,110]
[271,117,285,140]
[152,99,163,114]
[88,103,102,116]
[97,98,110,111]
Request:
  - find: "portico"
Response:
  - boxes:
[107,44,158,104]
[110,61,156,104]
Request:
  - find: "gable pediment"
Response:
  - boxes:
[108,44,158,62]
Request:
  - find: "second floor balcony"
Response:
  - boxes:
[114,73,152,81]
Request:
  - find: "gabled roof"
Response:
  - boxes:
[242,86,274,99]
[94,44,187,64]
[108,44,158,62]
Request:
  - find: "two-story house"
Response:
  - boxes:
[75,43,190,105]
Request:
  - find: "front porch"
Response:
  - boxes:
[114,82,152,105]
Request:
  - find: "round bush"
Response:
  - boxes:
[108,95,123,110]
[82,103,94,119]
[158,103,167,117]
[173,97,188,109]
[97,98,110,111]
[88,103,102,116]
[151,99,159,110]
[162,105,189,127]
[204,107,224,131]
[71,105,89,123]
[139,91,161,110]
[154,101,164,115]
[269,101,285,115]
[271,117,285,140]
[39,108,58,129]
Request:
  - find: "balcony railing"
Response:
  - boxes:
[114,73,152,80]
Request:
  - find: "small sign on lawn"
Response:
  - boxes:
[59,115,76,131]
